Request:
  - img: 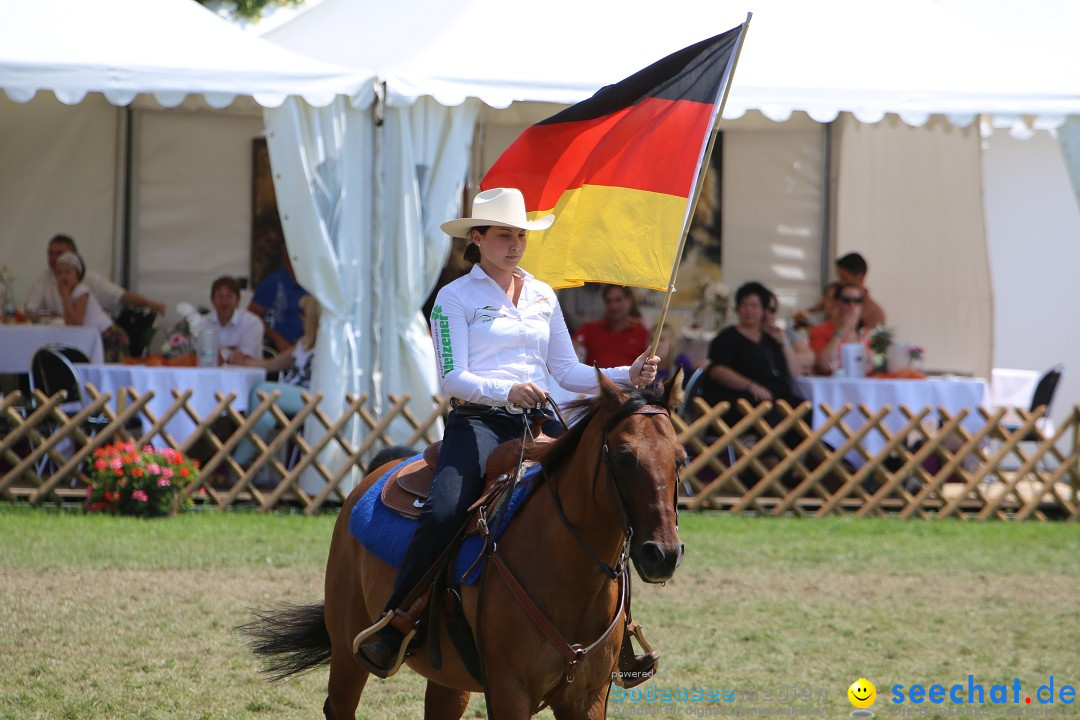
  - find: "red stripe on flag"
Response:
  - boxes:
[483,97,713,211]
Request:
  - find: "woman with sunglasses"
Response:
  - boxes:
[809,282,865,375]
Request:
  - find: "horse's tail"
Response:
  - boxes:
[238,603,331,682]
[370,444,419,470]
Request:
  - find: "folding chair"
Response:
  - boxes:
[996,364,1064,475]
[677,366,741,494]
[678,367,708,423]
[28,346,109,480]
[30,346,86,408]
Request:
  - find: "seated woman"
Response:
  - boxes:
[701,281,804,431]
[809,283,865,375]
[232,295,319,468]
[54,251,128,361]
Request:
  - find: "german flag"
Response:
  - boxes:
[481,25,746,290]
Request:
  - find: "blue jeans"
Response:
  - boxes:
[384,406,563,612]
[233,382,307,466]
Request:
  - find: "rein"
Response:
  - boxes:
[484,398,672,713]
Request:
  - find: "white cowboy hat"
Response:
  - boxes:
[439,188,555,238]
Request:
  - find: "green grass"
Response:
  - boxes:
[0,505,335,570]
[1,506,1078,719]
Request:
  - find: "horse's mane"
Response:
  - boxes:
[527,384,668,472]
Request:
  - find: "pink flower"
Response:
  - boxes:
[110,459,123,471]
[161,467,173,479]
[157,478,171,488]
[132,490,148,503]
[146,463,161,475]
[170,335,185,347]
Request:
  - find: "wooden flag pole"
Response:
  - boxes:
[648,13,753,361]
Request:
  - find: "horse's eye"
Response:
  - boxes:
[614,447,635,467]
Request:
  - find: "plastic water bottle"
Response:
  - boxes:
[197,325,218,367]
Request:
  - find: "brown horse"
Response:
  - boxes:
[242,372,685,719]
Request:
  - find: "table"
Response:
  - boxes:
[794,376,990,466]
[77,364,266,441]
[0,324,105,372]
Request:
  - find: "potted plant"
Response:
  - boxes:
[867,325,894,375]
[908,345,925,370]
[160,302,206,366]
[85,442,200,518]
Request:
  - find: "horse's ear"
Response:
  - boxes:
[595,365,626,409]
[663,367,685,412]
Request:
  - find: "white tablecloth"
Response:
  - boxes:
[795,376,990,465]
[988,368,1039,426]
[77,364,266,441]
[0,324,105,373]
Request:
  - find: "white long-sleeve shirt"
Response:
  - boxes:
[208,308,264,359]
[430,264,631,404]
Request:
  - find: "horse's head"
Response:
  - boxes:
[596,369,687,584]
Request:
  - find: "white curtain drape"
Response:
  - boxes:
[1058,115,1080,212]
[375,97,482,436]
[263,95,479,493]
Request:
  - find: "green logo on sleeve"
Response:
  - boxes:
[431,305,454,374]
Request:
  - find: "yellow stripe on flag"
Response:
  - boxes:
[520,184,688,290]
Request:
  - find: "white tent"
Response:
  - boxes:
[264,0,1080,431]
[0,0,372,107]
[0,0,374,317]
[0,0,389,492]
[267,0,1080,120]
[3,0,1078,454]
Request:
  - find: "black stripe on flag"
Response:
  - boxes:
[537,26,742,126]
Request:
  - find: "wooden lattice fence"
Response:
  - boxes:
[672,397,1079,520]
[1,385,1077,519]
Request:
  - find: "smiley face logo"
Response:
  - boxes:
[848,678,877,709]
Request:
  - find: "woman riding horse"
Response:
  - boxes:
[242,370,686,719]
[356,187,661,677]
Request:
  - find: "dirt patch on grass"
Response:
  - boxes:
[0,567,431,720]
[2,565,1077,719]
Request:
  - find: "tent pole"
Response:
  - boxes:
[821,119,836,293]
[113,105,135,289]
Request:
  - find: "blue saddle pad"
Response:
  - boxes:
[349,455,542,585]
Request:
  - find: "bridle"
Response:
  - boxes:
[482,398,680,714]
[547,401,678,580]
